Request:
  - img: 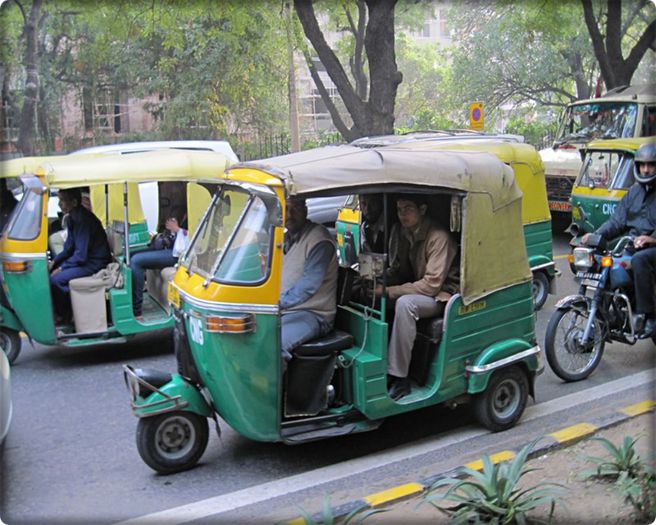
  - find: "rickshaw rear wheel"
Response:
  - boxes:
[136,411,209,475]
[531,271,549,311]
[473,366,528,432]
[0,329,21,364]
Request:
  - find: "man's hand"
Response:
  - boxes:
[581,233,591,245]
[374,284,385,298]
[165,217,180,234]
[48,260,55,272]
[634,235,655,250]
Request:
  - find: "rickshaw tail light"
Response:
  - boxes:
[205,314,256,334]
[2,261,30,273]
[601,256,613,268]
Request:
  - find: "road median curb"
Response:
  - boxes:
[281,399,654,525]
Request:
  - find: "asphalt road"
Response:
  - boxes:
[1,220,654,524]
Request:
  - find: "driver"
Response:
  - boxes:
[582,141,656,339]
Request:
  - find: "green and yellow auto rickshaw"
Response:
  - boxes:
[123,144,544,474]
[569,137,656,245]
[0,150,232,363]
[336,137,555,310]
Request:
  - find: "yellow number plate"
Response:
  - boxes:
[167,283,180,309]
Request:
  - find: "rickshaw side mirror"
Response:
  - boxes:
[342,231,358,267]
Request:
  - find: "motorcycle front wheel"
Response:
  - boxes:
[545,307,605,382]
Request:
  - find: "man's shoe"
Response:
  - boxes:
[638,317,656,340]
[633,313,646,334]
[388,377,411,401]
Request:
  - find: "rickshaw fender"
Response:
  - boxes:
[0,304,23,332]
[528,254,553,273]
[466,338,539,395]
[554,294,589,311]
[135,374,212,419]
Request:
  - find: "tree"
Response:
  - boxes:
[581,0,656,89]
[294,0,403,141]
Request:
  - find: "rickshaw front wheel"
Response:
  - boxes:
[473,366,528,432]
[136,411,209,475]
[531,271,549,311]
[0,328,21,364]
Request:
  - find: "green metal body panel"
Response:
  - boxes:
[570,194,617,235]
[524,220,555,277]
[2,258,56,344]
[466,338,539,394]
[133,373,212,418]
[128,222,151,252]
[334,282,536,420]
[183,301,280,442]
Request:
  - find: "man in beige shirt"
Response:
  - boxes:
[376,195,459,401]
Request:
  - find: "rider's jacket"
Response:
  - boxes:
[596,182,656,240]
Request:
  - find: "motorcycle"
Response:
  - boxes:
[545,234,656,382]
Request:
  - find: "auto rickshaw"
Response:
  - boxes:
[336,137,555,310]
[569,137,656,246]
[0,150,232,363]
[123,144,544,474]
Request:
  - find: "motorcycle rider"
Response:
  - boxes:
[582,141,656,339]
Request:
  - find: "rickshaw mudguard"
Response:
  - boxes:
[0,303,22,332]
[466,338,542,395]
[130,373,212,419]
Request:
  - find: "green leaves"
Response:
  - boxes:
[421,439,565,524]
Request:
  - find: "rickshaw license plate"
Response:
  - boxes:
[168,283,180,308]
[576,271,601,280]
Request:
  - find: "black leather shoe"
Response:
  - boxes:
[388,377,411,401]
[638,317,656,340]
[633,313,646,334]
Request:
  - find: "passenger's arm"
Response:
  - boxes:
[280,241,334,309]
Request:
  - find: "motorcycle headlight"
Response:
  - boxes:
[573,247,594,270]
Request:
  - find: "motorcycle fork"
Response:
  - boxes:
[580,268,609,345]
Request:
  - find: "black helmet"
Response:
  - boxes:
[634,141,656,184]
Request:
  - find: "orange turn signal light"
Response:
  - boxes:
[601,256,613,268]
[567,254,574,265]
[205,313,255,334]
[2,261,30,273]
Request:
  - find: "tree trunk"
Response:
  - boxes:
[294,0,401,140]
[17,0,43,155]
[581,0,656,89]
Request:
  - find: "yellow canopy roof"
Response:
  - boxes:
[584,136,656,153]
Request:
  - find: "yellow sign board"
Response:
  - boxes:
[469,102,484,131]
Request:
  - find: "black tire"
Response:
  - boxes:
[473,366,529,432]
[136,411,209,475]
[0,329,21,364]
[531,271,549,311]
[545,307,605,382]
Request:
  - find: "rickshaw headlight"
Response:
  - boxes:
[572,247,594,271]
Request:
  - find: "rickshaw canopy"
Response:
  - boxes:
[237,145,532,305]
[583,136,656,154]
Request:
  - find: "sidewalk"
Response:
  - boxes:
[280,401,655,525]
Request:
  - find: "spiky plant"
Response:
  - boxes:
[294,496,386,525]
[581,435,644,480]
[421,439,565,524]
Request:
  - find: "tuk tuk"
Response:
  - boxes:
[0,150,232,363]
[123,144,543,474]
[336,138,555,310]
[569,137,656,245]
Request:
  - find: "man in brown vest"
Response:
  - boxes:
[280,197,338,363]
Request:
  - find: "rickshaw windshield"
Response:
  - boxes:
[182,186,277,284]
[557,102,638,144]
[6,187,43,241]
[577,150,635,190]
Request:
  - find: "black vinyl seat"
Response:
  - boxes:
[293,329,354,357]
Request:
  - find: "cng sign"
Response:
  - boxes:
[469,102,484,131]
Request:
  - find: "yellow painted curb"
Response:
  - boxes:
[364,482,424,507]
[620,400,655,416]
[287,517,306,525]
[549,422,597,443]
[554,254,570,260]
[464,450,516,472]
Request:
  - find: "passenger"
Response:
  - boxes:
[359,194,385,253]
[376,195,459,401]
[280,197,338,364]
[49,190,92,256]
[49,188,112,324]
[582,141,656,339]
[131,208,189,320]
[0,178,18,233]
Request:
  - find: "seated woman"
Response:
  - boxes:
[131,210,188,320]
